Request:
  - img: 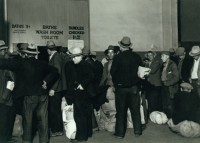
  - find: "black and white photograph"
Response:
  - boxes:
[0,0,200,143]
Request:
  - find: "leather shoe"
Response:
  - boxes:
[134,133,142,137]
[113,133,124,139]
[70,139,86,142]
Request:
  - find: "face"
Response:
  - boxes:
[72,55,82,64]
[47,49,52,55]
[147,53,154,61]
[107,50,115,60]
[178,54,185,60]
[161,54,169,63]
[193,55,200,60]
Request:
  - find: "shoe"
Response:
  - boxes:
[113,133,124,139]
[55,132,63,136]
[134,133,142,137]
[51,132,57,137]
[7,139,17,143]
[70,139,86,142]
[142,124,146,131]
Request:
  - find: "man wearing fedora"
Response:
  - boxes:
[175,47,193,83]
[111,36,143,138]
[189,45,200,100]
[46,40,65,137]
[0,40,15,143]
[0,43,59,143]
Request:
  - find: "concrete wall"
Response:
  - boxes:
[7,0,90,53]
[90,0,178,52]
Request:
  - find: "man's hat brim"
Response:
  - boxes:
[189,51,200,57]
[118,41,132,48]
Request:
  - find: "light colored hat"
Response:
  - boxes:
[189,46,200,57]
[175,47,185,56]
[180,82,193,90]
[0,40,8,50]
[46,40,56,49]
[118,36,132,48]
[70,47,83,57]
[23,43,39,54]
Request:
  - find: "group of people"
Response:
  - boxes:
[0,36,200,143]
[142,45,200,126]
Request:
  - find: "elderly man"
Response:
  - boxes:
[111,36,143,138]
[0,43,59,143]
[189,45,200,99]
[67,47,94,142]
[160,51,179,118]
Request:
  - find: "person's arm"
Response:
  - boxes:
[43,65,59,89]
[0,58,19,71]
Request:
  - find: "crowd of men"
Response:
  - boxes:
[0,36,200,143]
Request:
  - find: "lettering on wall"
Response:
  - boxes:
[69,26,85,39]
[36,25,64,40]
[11,24,31,34]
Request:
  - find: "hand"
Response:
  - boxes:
[49,90,55,96]
[6,81,15,91]
[77,84,84,90]
[42,81,47,89]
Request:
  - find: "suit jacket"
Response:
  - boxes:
[180,56,193,83]
[162,59,179,98]
[147,54,162,86]
[0,57,59,98]
[49,52,65,92]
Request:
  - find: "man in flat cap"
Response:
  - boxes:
[111,36,143,138]
[160,51,179,118]
[172,82,200,124]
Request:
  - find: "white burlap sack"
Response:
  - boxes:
[150,111,168,124]
[62,105,76,139]
[168,119,200,138]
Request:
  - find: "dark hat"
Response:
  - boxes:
[0,40,8,50]
[118,36,132,48]
[22,43,39,55]
[104,45,115,55]
[180,82,193,90]
[175,47,185,56]
[189,46,200,57]
[161,51,170,56]
[46,40,56,50]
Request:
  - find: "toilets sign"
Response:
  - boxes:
[36,25,64,40]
